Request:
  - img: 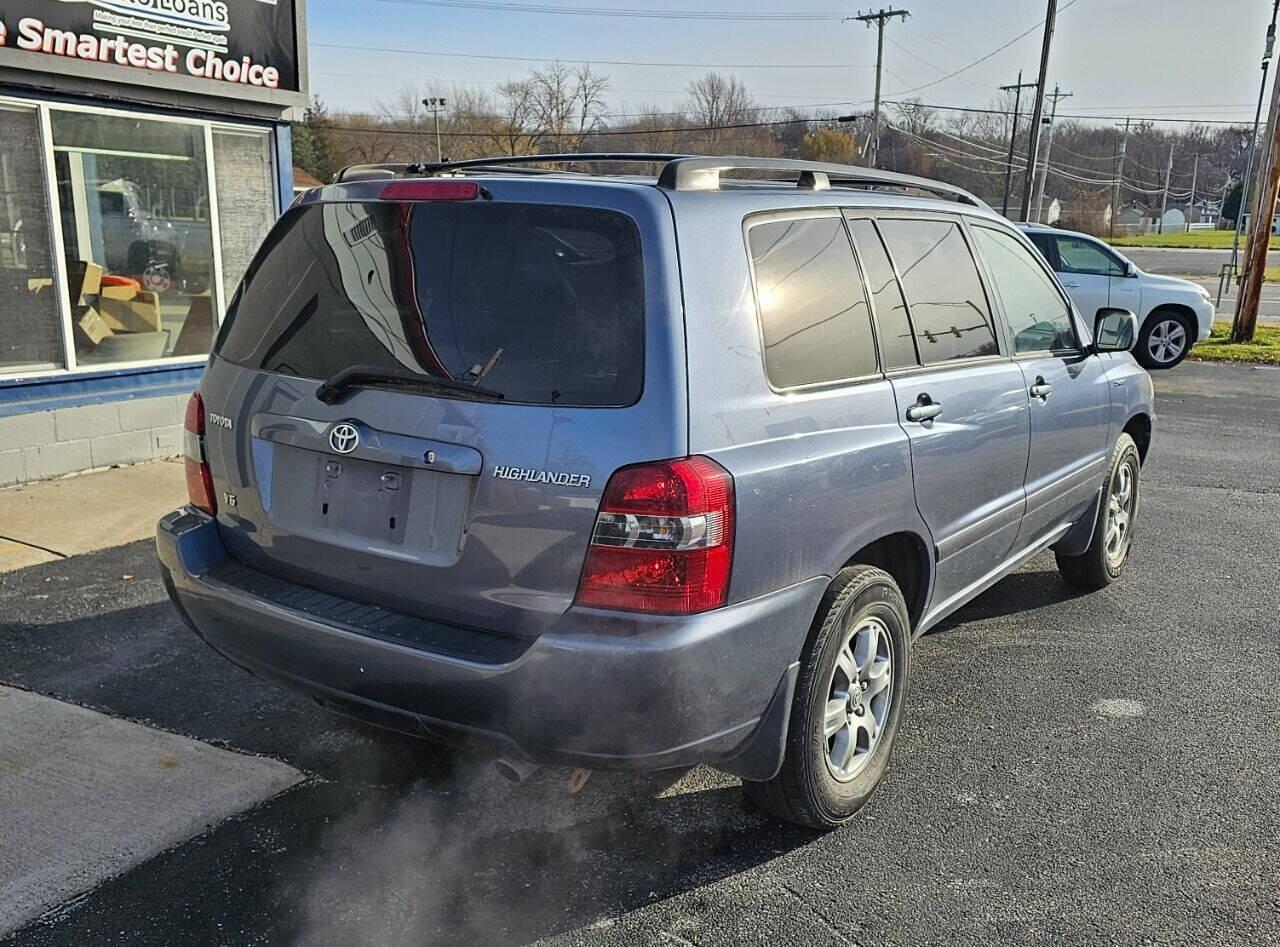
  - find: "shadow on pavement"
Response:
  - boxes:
[1,555,815,945]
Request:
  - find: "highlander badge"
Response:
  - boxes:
[492,465,590,488]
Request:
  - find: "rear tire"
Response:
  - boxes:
[1056,433,1141,589]
[1135,309,1192,369]
[744,565,911,830]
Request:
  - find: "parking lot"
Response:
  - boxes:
[2,359,1278,946]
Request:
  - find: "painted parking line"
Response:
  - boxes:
[0,686,302,936]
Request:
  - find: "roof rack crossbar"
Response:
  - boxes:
[332,153,692,183]
[656,156,987,208]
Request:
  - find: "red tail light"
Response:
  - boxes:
[380,180,479,201]
[575,455,734,615]
[183,391,217,516]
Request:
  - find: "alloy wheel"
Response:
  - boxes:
[1105,457,1137,568]
[823,615,893,782]
[1146,318,1187,365]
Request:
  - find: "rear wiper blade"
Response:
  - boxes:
[316,365,504,404]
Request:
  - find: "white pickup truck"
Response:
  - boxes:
[1020,222,1214,369]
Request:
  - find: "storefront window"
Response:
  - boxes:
[213,129,275,302]
[50,111,217,366]
[1,105,64,373]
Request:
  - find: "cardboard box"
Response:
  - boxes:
[99,292,161,334]
[100,281,138,301]
[72,305,113,348]
[66,260,104,304]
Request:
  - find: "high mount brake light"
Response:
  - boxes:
[575,455,735,615]
[183,391,216,516]
[379,180,479,201]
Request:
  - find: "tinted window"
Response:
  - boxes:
[973,226,1077,353]
[1053,235,1126,276]
[877,219,998,363]
[747,216,877,387]
[848,218,917,370]
[1027,232,1055,264]
[217,201,645,406]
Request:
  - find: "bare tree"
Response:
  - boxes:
[524,62,610,152]
[493,78,539,155]
[683,72,756,149]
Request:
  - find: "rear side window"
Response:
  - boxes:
[747,215,877,388]
[1053,235,1126,277]
[973,226,1078,354]
[877,218,999,364]
[847,218,917,370]
[217,201,645,406]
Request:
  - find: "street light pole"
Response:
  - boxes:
[422,97,447,163]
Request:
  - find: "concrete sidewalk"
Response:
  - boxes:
[0,460,187,573]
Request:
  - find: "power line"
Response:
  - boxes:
[365,0,850,19]
[884,0,1078,98]
[312,41,871,69]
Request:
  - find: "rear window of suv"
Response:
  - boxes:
[216,200,646,406]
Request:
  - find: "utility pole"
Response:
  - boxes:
[1186,154,1199,232]
[1110,117,1129,239]
[1233,29,1280,343]
[1000,72,1037,218]
[1033,84,1072,223]
[1157,141,1175,235]
[1230,0,1279,276]
[855,7,909,168]
[1019,0,1059,220]
[422,96,447,163]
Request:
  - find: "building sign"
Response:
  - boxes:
[0,0,300,97]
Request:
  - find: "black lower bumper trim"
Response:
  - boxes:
[206,559,530,666]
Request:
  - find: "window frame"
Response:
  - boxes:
[0,92,279,382]
[742,207,885,394]
[842,212,922,373]
[864,209,1009,377]
[1051,233,1129,278]
[967,220,1086,359]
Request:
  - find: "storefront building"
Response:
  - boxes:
[0,0,307,485]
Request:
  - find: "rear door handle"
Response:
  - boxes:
[1061,280,1081,288]
[1029,376,1053,400]
[905,395,943,423]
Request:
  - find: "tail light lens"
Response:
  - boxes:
[183,391,217,516]
[575,455,734,615]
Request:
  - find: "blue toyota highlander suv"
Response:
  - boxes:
[158,155,1153,829]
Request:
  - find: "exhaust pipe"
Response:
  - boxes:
[493,756,540,784]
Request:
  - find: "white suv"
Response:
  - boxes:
[1020,223,1214,369]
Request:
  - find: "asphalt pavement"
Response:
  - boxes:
[1,360,1278,946]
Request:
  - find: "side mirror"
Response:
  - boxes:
[1094,307,1138,353]
[1124,260,1138,278]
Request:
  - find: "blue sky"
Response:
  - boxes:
[303,0,1267,125]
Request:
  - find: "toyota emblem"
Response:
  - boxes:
[329,422,360,454]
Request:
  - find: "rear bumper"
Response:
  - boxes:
[157,508,824,777]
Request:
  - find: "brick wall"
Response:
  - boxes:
[0,394,186,487]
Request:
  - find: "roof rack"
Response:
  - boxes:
[656,156,987,207]
[329,153,987,209]
[332,154,690,183]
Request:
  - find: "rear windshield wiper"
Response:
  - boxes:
[316,365,505,405]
